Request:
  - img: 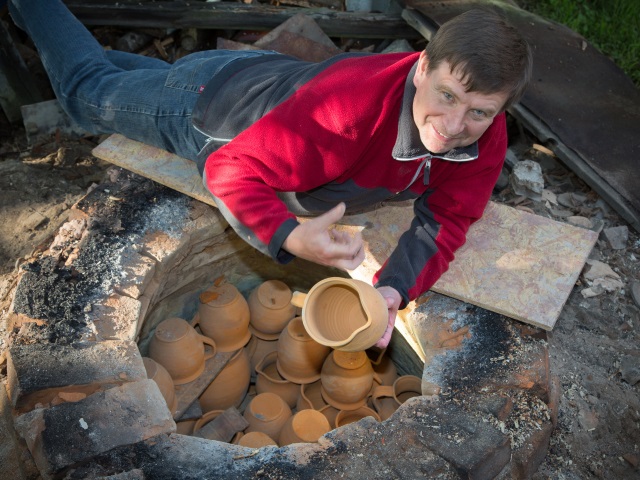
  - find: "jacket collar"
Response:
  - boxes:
[392,63,479,162]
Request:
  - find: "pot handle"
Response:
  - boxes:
[290,291,307,308]
[200,335,217,360]
[190,311,201,328]
[193,409,224,433]
[371,384,395,401]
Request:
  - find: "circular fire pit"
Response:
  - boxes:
[3,169,558,479]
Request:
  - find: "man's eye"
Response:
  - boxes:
[471,109,487,118]
[442,92,453,101]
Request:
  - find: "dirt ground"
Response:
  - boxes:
[1,21,639,480]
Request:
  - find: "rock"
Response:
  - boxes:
[557,192,588,208]
[567,216,593,229]
[631,282,640,309]
[602,225,629,250]
[620,355,640,385]
[510,160,544,201]
[542,189,558,205]
[583,259,621,282]
[495,166,510,190]
[623,453,639,468]
[581,285,605,298]
[381,39,414,53]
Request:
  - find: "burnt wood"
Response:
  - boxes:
[65,0,419,39]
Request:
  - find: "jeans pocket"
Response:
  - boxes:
[165,50,276,92]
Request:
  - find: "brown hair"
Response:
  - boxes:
[425,8,533,111]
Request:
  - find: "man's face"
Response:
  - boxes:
[412,51,508,153]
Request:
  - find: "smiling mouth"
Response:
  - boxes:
[433,125,455,140]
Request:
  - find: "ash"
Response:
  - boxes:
[11,172,190,345]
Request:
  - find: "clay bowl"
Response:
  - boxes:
[291,278,388,352]
[243,392,292,441]
[279,409,331,446]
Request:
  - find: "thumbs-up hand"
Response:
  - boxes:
[283,203,364,270]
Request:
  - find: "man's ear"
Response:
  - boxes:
[413,50,429,87]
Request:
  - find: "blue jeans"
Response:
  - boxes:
[9,0,274,161]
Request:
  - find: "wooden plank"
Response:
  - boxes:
[91,134,216,208]
[173,350,233,420]
[66,1,420,39]
[93,135,597,330]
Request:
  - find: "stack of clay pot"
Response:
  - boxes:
[141,276,425,449]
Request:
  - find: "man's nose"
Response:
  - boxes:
[443,109,466,136]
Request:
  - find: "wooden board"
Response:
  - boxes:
[92,134,216,207]
[93,135,598,330]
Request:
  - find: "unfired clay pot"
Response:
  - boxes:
[255,351,300,408]
[148,317,217,385]
[245,334,279,379]
[320,350,381,410]
[195,282,251,352]
[199,348,251,412]
[296,380,326,411]
[372,375,422,421]
[248,280,296,340]
[276,317,331,384]
[243,392,292,441]
[192,409,224,440]
[335,405,381,427]
[143,357,178,414]
[291,278,388,352]
[279,409,331,446]
[236,431,278,448]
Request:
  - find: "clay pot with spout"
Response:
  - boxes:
[245,334,279,379]
[279,409,331,446]
[148,317,217,385]
[143,357,178,415]
[194,282,251,352]
[248,280,296,339]
[199,348,251,412]
[276,317,331,384]
[243,392,292,441]
[320,350,381,410]
[296,381,339,429]
[372,375,422,420]
[255,351,300,408]
[291,277,388,352]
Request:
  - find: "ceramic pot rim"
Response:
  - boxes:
[320,385,367,410]
[276,359,322,384]
[215,329,252,352]
[154,317,190,343]
[248,324,281,341]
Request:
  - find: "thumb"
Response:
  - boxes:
[312,202,346,230]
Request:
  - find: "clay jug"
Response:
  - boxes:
[291,277,388,352]
[279,409,331,446]
[199,348,251,412]
[243,392,292,441]
[255,351,300,408]
[236,431,278,448]
[245,334,279,381]
[248,280,296,339]
[335,405,381,427]
[320,350,381,410]
[372,375,422,420]
[195,282,251,352]
[276,317,331,384]
[143,357,178,415]
[148,317,217,385]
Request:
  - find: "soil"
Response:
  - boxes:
[1,20,639,480]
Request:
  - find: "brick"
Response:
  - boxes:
[89,293,142,341]
[140,231,191,274]
[14,379,175,477]
[7,341,146,413]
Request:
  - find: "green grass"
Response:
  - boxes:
[519,0,640,87]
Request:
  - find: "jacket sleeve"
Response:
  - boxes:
[372,114,507,307]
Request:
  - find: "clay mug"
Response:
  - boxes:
[245,334,279,379]
[199,348,251,412]
[291,277,388,352]
[255,351,300,408]
[320,350,381,410]
[296,380,327,411]
[248,280,296,340]
[143,357,178,414]
[194,282,251,352]
[276,317,331,384]
[368,349,398,386]
[335,405,381,427]
[236,431,278,448]
[148,317,217,385]
[279,409,331,446]
[372,375,422,421]
[243,392,292,441]
[192,409,224,440]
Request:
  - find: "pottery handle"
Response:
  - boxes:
[193,409,224,433]
[290,291,307,308]
[200,335,217,360]
[372,372,383,386]
[190,312,200,328]
[371,384,395,401]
